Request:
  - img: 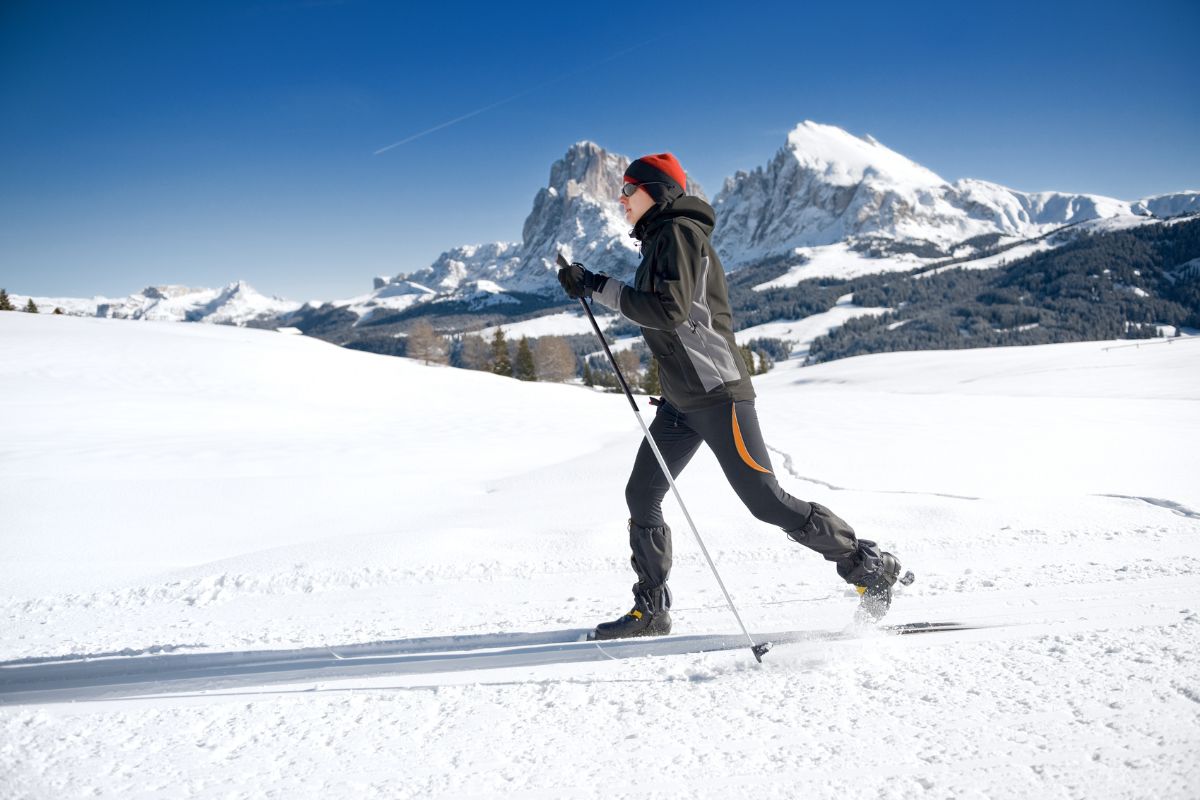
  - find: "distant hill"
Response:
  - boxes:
[800,216,1200,364]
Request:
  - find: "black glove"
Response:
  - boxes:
[557,261,607,299]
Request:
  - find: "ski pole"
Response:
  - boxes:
[560,254,771,663]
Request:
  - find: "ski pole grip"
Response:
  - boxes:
[559,253,640,414]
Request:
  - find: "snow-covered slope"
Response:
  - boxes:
[11,281,301,326]
[1134,191,1200,218]
[735,293,891,358]
[2,311,1199,797]
[918,212,1189,276]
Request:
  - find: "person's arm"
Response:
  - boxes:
[592,224,701,331]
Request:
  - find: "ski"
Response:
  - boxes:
[591,619,988,655]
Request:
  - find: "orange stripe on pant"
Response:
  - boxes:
[731,404,772,474]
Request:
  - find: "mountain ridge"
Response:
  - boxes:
[12,122,1198,328]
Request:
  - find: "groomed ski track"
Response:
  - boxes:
[1,622,979,706]
[5,572,1197,707]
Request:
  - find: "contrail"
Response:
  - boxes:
[373,36,664,156]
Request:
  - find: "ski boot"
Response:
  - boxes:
[588,585,672,640]
[837,540,915,623]
[589,521,674,640]
[854,552,917,623]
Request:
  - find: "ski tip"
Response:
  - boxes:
[898,570,916,586]
[752,641,772,663]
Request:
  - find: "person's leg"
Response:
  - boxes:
[685,400,895,591]
[593,401,703,640]
[623,401,703,603]
[625,401,704,529]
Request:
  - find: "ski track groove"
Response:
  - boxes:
[1094,493,1200,519]
[765,444,980,500]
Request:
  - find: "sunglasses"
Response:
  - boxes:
[620,181,666,198]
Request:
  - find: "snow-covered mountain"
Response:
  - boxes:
[711,120,1198,271]
[18,123,1198,328]
[346,123,1196,314]
[14,281,301,326]
[1132,192,1200,218]
[337,142,705,321]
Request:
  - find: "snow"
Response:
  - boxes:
[923,213,1172,276]
[9,281,302,325]
[752,242,926,287]
[2,311,1200,798]
[1132,192,1200,218]
[786,120,947,190]
[2,292,118,317]
[735,293,891,358]
[925,238,1058,275]
[476,309,617,341]
[714,124,1198,275]
[333,281,436,321]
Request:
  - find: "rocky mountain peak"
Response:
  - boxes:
[547,141,630,202]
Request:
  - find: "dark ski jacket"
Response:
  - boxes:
[593,196,755,411]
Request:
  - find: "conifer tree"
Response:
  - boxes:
[23,298,38,314]
[641,356,661,394]
[739,344,756,375]
[514,336,536,381]
[490,328,512,377]
[0,289,13,311]
[582,361,594,387]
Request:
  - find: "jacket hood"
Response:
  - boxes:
[632,195,717,242]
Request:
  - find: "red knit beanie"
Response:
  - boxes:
[624,153,687,196]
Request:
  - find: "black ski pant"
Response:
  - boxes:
[624,399,875,595]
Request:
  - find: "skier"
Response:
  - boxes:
[558,152,906,640]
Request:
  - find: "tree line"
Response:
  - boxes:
[354,317,777,390]
[804,217,1200,363]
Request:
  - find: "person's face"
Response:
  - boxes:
[619,183,656,226]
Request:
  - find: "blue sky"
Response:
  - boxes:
[2,0,1197,301]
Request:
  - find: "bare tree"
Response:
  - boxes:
[615,348,641,386]
[533,336,577,382]
[458,334,491,371]
[406,319,448,365]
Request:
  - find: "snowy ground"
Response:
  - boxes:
[477,309,619,341]
[735,293,890,358]
[752,242,928,288]
[2,311,1199,799]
